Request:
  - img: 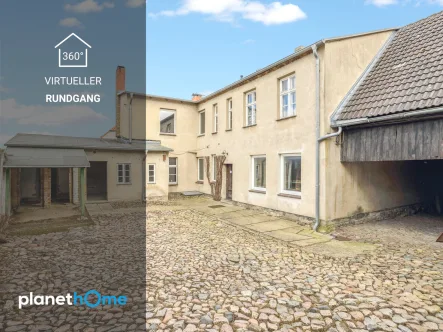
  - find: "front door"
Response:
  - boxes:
[226,164,233,200]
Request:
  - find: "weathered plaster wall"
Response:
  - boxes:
[85,150,144,202]
[146,152,169,200]
[322,31,422,220]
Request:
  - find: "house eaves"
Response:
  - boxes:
[127,27,397,106]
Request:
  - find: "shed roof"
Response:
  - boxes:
[334,11,443,124]
[5,134,173,152]
[4,147,90,168]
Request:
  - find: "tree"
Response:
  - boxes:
[204,156,215,196]
[213,155,227,201]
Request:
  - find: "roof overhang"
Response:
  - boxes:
[3,147,90,168]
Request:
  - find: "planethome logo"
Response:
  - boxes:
[18,290,127,309]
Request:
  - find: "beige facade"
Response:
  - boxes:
[86,150,145,202]
[116,29,423,224]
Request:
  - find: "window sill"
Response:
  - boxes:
[225,129,232,132]
[196,181,204,184]
[278,193,301,199]
[169,183,178,186]
[277,115,297,122]
[212,132,218,135]
[249,189,266,194]
[197,134,205,137]
[159,133,176,136]
[117,183,132,185]
[243,124,257,129]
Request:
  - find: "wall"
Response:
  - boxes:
[85,150,144,202]
[321,31,423,220]
[195,51,317,217]
[120,95,198,194]
[146,152,169,200]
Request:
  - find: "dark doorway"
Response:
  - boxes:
[87,161,107,201]
[51,168,70,203]
[20,168,41,205]
[226,164,233,200]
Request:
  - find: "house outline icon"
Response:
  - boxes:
[55,33,92,68]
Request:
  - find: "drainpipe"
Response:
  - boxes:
[129,93,134,143]
[312,43,344,232]
[312,44,321,232]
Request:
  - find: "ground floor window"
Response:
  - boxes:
[118,163,131,184]
[251,155,266,191]
[169,157,177,184]
[148,164,156,184]
[281,154,301,194]
[198,158,204,181]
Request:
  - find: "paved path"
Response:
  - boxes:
[175,198,377,257]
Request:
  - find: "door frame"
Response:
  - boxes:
[225,164,233,200]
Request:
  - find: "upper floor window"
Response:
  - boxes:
[118,163,131,184]
[280,75,296,118]
[246,91,256,126]
[148,164,156,184]
[251,155,266,191]
[199,111,206,135]
[213,104,218,133]
[227,99,233,130]
[160,109,176,134]
[169,157,178,184]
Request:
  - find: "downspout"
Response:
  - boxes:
[129,93,134,143]
[312,44,321,232]
[312,43,343,232]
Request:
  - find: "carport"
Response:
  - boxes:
[3,147,90,217]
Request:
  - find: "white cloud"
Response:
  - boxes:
[0,99,107,126]
[149,0,307,25]
[243,39,255,44]
[126,0,146,8]
[59,17,84,28]
[365,0,398,5]
[65,0,114,13]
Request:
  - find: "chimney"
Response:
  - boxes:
[192,93,202,102]
[115,66,126,138]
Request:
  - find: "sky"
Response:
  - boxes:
[1,0,443,146]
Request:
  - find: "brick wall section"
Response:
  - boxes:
[10,168,20,210]
[72,168,79,204]
[115,66,126,137]
[41,168,51,208]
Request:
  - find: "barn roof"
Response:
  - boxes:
[333,11,443,125]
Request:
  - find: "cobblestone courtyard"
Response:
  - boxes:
[1,200,443,331]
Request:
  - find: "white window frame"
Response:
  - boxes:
[251,155,266,192]
[213,104,218,133]
[227,98,233,130]
[117,163,131,184]
[280,75,296,119]
[199,110,206,135]
[148,164,156,184]
[280,153,301,195]
[245,91,256,126]
[169,157,178,185]
[160,109,176,134]
[197,157,204,181]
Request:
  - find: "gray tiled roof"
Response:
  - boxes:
[336,11,443,121]
[4,147,90,168]
[5,134,173,152]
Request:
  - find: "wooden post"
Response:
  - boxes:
[5,168,11,216]
[80,167,86,216]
